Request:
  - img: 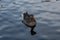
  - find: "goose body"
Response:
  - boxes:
[22,12,37,35]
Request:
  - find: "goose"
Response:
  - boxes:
[22,12,37,35]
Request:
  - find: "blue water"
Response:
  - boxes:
[0,0,60,40]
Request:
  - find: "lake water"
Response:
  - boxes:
[0,0,60,40]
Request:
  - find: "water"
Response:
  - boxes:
[0,0,60,40]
